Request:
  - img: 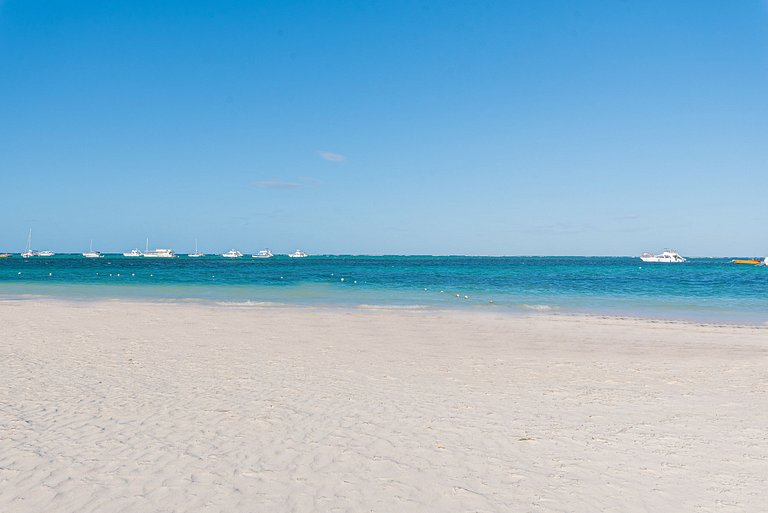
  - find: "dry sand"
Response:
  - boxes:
[1,300,767,512]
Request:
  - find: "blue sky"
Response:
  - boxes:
[1,0,766,255]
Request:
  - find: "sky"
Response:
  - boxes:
[1,0,766,256]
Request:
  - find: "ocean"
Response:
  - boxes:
[1,255,767,323]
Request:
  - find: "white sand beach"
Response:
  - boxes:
[1,300,767,512]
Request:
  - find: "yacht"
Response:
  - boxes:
[82,240,103,258]
[142,238,176,258]
[144,248,176,258]
[640,249,686,263]
[188,239,205,258]
[288,250,308,258]
[222,249,243,258]
[123,248,143,257]
[38,250,55,257]
[252,249,273,259]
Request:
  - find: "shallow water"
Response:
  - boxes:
[1,255,767,322]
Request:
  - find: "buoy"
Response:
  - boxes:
[340,277,344,282]
[464,295,469,299]
[48,273,52,276]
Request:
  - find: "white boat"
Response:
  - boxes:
[20,229,53,258]
[222,249,243,258]
[188,239,205,258]
[142,238,176,258]
[288,250,308,258]
[144,248,176,258]
[82,240,103,258]
[252,249,273,258]
[123,248,143,257]
[640,249,686,263]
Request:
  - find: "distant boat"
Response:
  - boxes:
[732,258,762,265]
[0,253,12,258]
[252,249,273,258]
[21,229,53,258]
[640,249,686,263]
[143,238,176,258]
[82,240,103,258]
[188,239,205,258]
[123,248,143,257]
[144,248,176,258]
[222,249,243,258]
[288,250,308,258]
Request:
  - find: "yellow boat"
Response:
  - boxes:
[0,253,12,258]
[732,259,762,265]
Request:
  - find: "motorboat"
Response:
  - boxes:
[82,240,103,258]
[222,249,243,258]
[188,239,205,258]
[37,250,55,257]
[123,248,143,257]
[732,258,762,265]
[0,253,12,258]
[639,250,686,263]
[252,249,273,258]
[288,250,308,258]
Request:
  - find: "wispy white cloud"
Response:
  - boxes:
[319,151,346,162]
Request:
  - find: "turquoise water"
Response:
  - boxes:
[1,255,767,323]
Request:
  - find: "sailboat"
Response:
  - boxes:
[21,229,35,258]
[20,229,54,257]
[82,240,103,258]
[188,238,205,258]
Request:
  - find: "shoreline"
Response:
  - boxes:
[2,294,768,328]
